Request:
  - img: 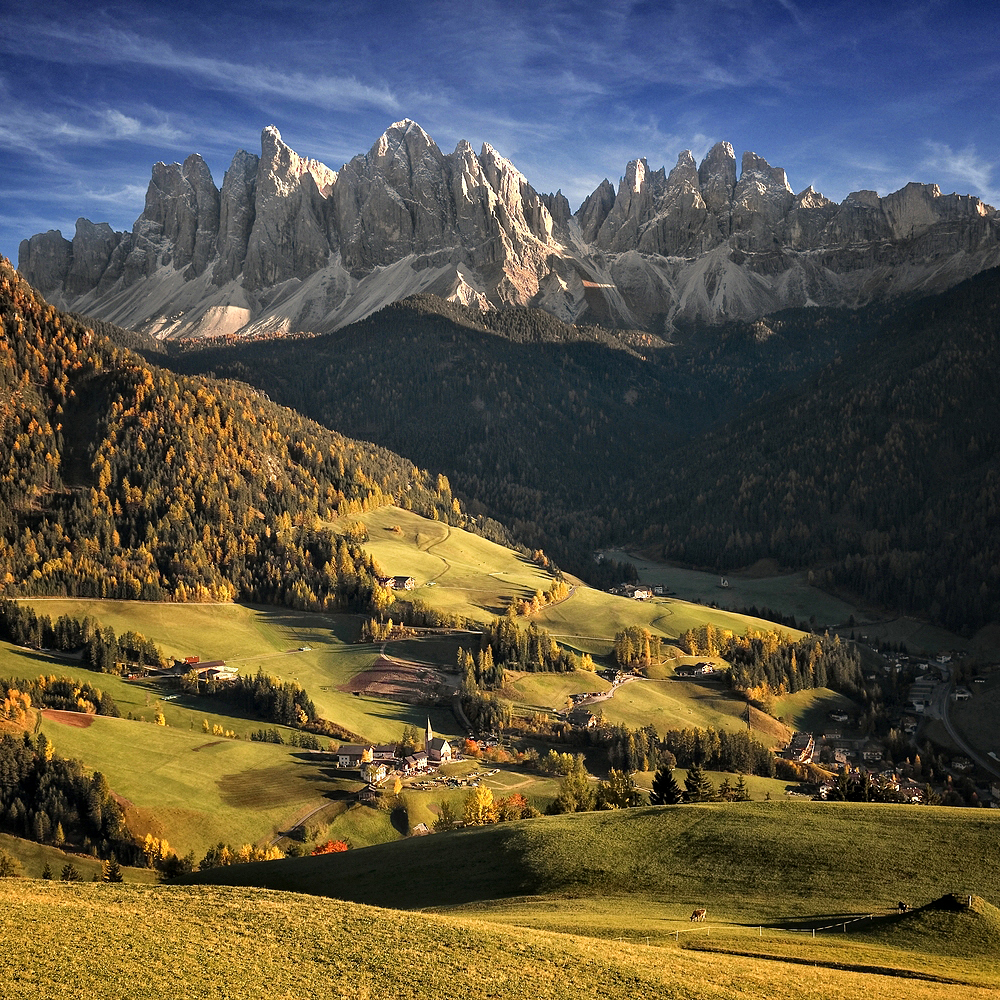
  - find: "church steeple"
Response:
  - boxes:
[425,716,433,752]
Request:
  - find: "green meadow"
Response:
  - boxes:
[184,800,1000,917]
[4,879,992,1000]
[353,505,555,621]
[177,800,1000,994]
[35,712,357,856]
[18,600,458,744]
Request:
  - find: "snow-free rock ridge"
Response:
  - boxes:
[17,122,1000,338]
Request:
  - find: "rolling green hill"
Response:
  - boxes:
[182,800,1000,918]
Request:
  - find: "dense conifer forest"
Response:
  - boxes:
[163,271,1000,633]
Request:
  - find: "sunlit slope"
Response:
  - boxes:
[4,881,987,1000]
[17,600,456,743]
[355,506,805,647]
[183,801,1000,918]
[36,713,346,855]
[354,505,554,620]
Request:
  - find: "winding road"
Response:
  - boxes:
[932,669,1000,781]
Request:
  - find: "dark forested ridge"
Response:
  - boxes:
[161,277,1000,631]
[642,270,1000,633]
[162,292,879,570]
[0,258,471,608]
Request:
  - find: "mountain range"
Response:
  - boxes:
[18,120,1000,339]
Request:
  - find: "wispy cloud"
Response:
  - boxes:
[0,99,187,164]
[921,141,998,206]
[0,20,401,113]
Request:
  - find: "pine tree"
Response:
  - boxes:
[684,762,715,802]
[60,863,81,882]
[41,862,53,880]
[649,765,684,805]
[101,859,124,883]
[733,773,751,801]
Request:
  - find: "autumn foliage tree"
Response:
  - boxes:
[311,840,349,855]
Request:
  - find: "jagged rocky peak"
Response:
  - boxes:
[243,126,336,289]
[14,121,1000,338]
[478,142,553,244]
[67,219,121,296]
[134,152,221,277]
[792,185,833,210]
[17,230,72,292]
[697,141,737,216]
[596,158,655,251]
[258,125,336,199]
[665,150,700,191]
[213,148,260,285]
[731,150,795,247]
[576,179,616,243]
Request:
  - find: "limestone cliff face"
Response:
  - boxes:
[17,121,1000,338]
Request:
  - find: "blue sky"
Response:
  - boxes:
[2,0,998,262]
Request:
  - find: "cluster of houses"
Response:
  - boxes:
[333,719,454,784]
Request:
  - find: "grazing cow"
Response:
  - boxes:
[897,901,909,913]
[690,908,707,922]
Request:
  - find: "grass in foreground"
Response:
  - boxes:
[0,880,992,1000]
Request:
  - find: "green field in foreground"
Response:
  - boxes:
[175,800,1000,994]
[4,880,992,1000]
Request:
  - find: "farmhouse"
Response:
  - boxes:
[372,743,400,763]
[361,760,390,785]
[675,662,716,679]
[403,751,429,773]
[608,583,653,599]
[336,744,374,768]
[568,707,598,729]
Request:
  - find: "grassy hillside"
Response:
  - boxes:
[36,712,352,856]
[0,832,158,883]
[352,505,554,621]
[183,800,1000,919]
[4,880,990,1000]
[19,599,457,743]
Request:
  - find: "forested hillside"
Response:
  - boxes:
[643,270,1000,633]
[0,258,466,608]
[164,293,878,576]
[163,277,1000,631]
